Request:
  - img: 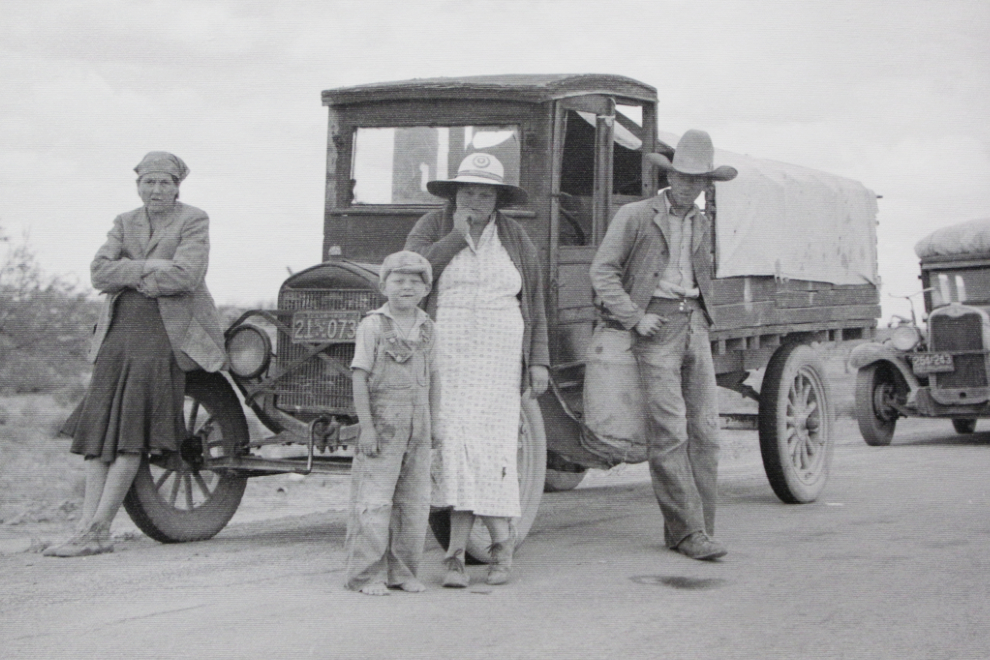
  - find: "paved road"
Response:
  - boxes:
[2,417,988,659]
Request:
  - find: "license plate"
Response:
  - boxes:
[912,352,954,375]
[291,311,361,344]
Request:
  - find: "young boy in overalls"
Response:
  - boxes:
[345,251,440,595]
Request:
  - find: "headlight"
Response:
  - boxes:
[226,325,271,379]
[890,325,921,351]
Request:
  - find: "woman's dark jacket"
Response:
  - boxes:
[405,206,550,380]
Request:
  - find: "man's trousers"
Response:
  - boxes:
[632,297,720,547]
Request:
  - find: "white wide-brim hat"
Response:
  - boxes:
[426,153,528,206]
[646,130,738,182]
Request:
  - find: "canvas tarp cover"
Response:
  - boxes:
[660,132,879,285]
[914,217,990,259]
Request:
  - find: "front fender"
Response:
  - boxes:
[849,342,897,370]
[849,342,922,394]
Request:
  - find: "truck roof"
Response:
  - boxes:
[321,73,658,107]
[915,217,990,261]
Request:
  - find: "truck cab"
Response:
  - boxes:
[318,74,658,368]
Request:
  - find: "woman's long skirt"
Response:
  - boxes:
[62,290,186,462]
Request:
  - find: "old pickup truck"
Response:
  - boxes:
[121,74,881,559]
[851,217,990,444]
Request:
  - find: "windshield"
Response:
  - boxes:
[351,125,521,205]
[929,268,990,307]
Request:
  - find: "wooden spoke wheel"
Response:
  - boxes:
[123,372,249,543]
[758,344,834,504]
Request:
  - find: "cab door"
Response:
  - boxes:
[549,95,656,365]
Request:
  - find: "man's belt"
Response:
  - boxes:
[646,296,703,315]
[599,318,627,331]
[598,297,704,332]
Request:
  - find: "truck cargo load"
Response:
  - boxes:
[915,216,990,259]
[659,132,880,286]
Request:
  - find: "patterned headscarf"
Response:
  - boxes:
[134,152,190,183]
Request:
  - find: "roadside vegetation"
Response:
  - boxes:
[0,228,97,396]
[0,226,266,532]
[0,226,97,528]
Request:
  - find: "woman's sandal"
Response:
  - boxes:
[486,538,514,586]
[442,551,470,588]
[42,522,113,558]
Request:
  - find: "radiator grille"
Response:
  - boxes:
[274,288,384,412]
[929,312,988,389]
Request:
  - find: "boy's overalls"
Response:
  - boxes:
[344,314,433,590]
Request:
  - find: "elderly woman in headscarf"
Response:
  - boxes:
[45,152,227,558]
[405,153,549,587]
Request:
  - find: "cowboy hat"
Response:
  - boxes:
[426,153,528,206]
[646,130,737,182]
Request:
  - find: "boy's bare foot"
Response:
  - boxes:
[393,579,426,593]
[359,582,390,596]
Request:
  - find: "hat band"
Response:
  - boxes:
[456,169,505,184]
[675,165,714,175]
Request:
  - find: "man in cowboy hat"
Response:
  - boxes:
[590,129,738,560]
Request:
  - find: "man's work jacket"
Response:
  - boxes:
[589,193,715,329]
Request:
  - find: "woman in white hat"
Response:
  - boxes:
[405,153,549,587]
[46,152,227,558]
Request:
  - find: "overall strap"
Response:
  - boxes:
[379,314,401,345]
[418,317,433,347]
[377,314,418,363]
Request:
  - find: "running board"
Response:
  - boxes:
[720,413,758,430]
[208,454,353,476]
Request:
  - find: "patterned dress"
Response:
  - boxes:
[433,220,524,518]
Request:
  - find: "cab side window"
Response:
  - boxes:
[558,108,645,246]
[559,110,595,246]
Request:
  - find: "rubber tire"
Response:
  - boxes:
[952,418,977,434]
[758,343,834,504]
[544,469,586,493]
[429,395,547,563]
[123,371,249,543]
[855,364,900,446]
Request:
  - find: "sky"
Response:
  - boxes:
[2,0,989,322]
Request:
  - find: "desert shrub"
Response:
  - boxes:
[0,227,99,394]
